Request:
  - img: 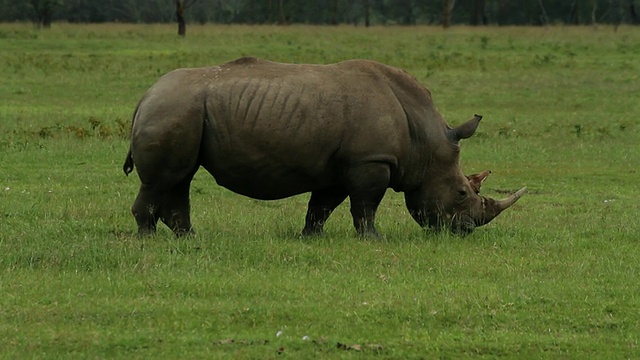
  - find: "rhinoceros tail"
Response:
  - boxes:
[123,101,142,176]
[123,148,134,176]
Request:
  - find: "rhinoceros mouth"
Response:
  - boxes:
[449,213,476,235]
[423,211,475,235]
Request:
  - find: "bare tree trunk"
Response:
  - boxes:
[537,0,550,25]
[496,0,510,25]
[176,0,186,37]
[247,0,255,24]
[176,0,197,37]
[290,0,295,24]
[331,0,338,25]
[278,0,286,25]
[631,1,640,24]
[569,0,580,24]
[363,0,370,27]
[443,0,456,28]
[471,0,486,25]
[30,0,56,28]
[41,6,53,28]
[591,0,598,26]
[232,0,239,22]
[401,0,414,24]
[41,0,54,28]
[443,0,450,28]
[611,0,622,31]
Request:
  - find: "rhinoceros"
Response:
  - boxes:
[123,57,526,237]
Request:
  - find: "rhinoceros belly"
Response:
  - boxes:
[204,151,338,200]
[200,116,343,200]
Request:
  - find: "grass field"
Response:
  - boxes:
[1,23,640,358]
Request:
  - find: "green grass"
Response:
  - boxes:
[1,23,640,358]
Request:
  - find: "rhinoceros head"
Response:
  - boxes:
[404,115,527,234]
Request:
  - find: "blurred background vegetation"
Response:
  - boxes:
[2,0,640,31]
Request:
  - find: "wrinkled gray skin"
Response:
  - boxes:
[123,57,526,237]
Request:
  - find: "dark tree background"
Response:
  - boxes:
[1,0,639,28]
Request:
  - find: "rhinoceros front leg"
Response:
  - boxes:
[346,163,391,238]
[302,186,348,236]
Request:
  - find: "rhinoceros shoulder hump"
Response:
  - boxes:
[228,56,260,66]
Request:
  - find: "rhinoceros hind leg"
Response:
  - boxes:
[132,172,196,237]
[346,163,391,238]
[132,184,161,236]
[302,186,348,236]
[159,174,196,237]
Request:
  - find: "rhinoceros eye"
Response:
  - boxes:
[457,187,468,199]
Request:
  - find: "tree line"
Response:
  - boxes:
[3,0,639,31]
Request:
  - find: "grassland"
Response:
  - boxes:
[1,23,639,358]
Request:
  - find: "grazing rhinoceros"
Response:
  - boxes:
[123,57,526,237]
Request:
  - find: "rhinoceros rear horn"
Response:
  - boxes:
[477,187,527,226]
[449,114,482,143]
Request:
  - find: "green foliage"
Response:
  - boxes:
[1,23,640,358]
[2,0,640,25]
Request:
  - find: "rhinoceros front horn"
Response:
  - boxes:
[477,187,528,226]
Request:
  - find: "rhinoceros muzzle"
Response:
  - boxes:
[423,186,528,235]
[450,214,477,235]
[422,211,475,235]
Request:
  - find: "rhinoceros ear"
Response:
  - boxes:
[466,170,491,194]
[449,114,482,143]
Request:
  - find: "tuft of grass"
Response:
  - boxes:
[1,23,640,358]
